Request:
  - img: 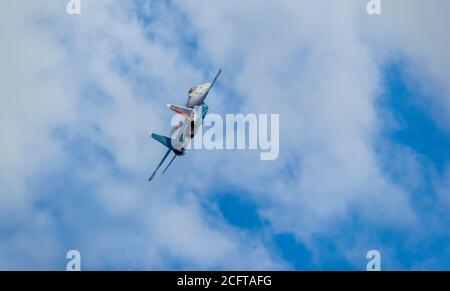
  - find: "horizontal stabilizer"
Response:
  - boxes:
[151,133,174,150]
[167,103,193,120]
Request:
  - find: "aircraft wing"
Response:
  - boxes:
[200,69,222,103]
[162,153,177,175]
[167,103,193,120]
[148,149,172,182]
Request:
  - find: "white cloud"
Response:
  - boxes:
[175,0,449,265]
[1,0,449,269]
[365,0,450,127]
[0,0,283,270]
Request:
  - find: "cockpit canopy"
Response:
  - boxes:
[186,83,211,108]
[188,87,196,94]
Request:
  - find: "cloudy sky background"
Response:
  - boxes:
[1,0,449,270]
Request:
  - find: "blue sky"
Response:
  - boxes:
[1,0,450,270]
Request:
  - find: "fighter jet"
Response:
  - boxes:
[148,70,222,182]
